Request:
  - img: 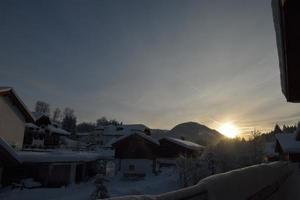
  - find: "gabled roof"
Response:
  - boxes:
[111,132,159,146]
[0,87,34,123]
[160,137,205,151]
[275,133,300,153]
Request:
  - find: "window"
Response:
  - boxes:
[129,165,135,171]
[116,127,124,131]
[39,134,44,140]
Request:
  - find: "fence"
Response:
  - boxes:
[105,161,293,200]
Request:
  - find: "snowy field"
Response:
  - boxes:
[0,168,180,200]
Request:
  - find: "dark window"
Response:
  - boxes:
[129,165,135,171]
[116,127,124,131]
[39,134,44,140]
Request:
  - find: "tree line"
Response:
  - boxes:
[34,101,122,134]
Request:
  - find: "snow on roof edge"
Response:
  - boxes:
[0,136,21,163]
[161,137,205,151]
[111,132,159,146]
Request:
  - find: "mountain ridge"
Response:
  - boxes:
[151,121,224,145]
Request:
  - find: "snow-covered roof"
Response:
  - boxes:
[275,133,300,153]
[18,150,105,163]
[161,137,205,151]
[0,136,21,164]
[25,123,39,129]
[0,86,12,92]
[111,132,159,146]
[95,124,149,136]
[47,125,70,135]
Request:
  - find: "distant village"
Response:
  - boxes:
[1,86,300,198]
[0,87,206,190]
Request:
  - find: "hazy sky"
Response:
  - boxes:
[1,0,299,135]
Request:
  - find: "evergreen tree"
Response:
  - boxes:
[273,124,282,134]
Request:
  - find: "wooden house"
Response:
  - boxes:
[23,113,71,149]
[111,132,159,178]
[92,124,151,148]
[275,128,300,162]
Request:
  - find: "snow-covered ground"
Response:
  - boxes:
[0,167,180,200]
[0,181,95,200]
[107,167,180,197]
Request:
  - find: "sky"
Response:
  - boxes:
[0,0,299,135]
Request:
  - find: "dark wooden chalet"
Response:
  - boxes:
[111,133,159,177]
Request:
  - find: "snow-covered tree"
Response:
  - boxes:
[90,175,109,199]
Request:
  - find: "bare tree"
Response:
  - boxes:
[35,101,50,116]
[52,108,62,122]
[62,108,76,134]
[250,129,263,163]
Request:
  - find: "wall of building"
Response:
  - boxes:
[117,159,155,176]
[0,96,26,150]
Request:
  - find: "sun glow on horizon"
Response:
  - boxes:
[218,122,239,138]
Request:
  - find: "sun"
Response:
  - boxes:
[218,122,239,138]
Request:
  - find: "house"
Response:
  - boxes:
[0,87,35,150]
[23,113,71,149]
[91,124,151,148]
[111,132,159,178]
[76,132,91,143]
[0,135,107,187]
[275,127,300,161]
[157,137,205,167]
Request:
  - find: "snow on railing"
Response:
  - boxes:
[105,161,293,200]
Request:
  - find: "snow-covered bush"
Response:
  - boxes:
[176,155,209,187]
[90,175,109,199]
